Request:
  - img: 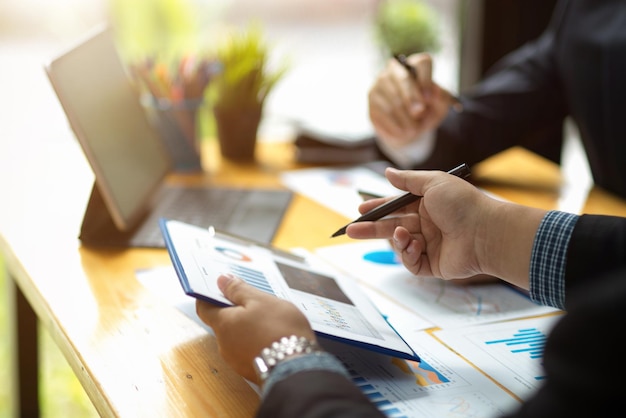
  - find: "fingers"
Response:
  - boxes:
[357,196,393,214]
[195,274,268,326]
[368,52,459,149]
[195,298,220,326]
[390,52,432,115]
[407,53,433,101]
[392,226,429,275]
[347,220,432,277]
[368,53,435,146]
[406,53,462,112]
[384,167,453,199]
[346,219,395,240]
[449,274,500,285]
[346,212,421,240]
[217,273,272,306]
[387,55,422,109]
[368,72,421,145]
[392,53,430,119]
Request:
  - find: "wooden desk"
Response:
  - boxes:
[0,137,352,417]
[2,136,626,417]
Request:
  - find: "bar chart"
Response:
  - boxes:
[321,333,518,418]
[435,315,563,399]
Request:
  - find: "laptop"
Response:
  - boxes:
[45,24,292,248]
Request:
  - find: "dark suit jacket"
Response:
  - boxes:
[256,214,626,417]
[401,0,626,199]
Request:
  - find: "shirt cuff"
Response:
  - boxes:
[261,352,350,398]
[375,130,436,168]
[529,210,578,310]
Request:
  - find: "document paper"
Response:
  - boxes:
[159,219,419,361]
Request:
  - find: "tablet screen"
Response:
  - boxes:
[46,25,171,230]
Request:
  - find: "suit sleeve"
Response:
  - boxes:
[564,214,626,299]
[409,1,570,171]
[256,370,385,418]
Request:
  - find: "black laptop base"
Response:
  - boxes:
[79,183,293,248]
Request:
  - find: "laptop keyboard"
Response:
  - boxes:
[131,185,292,248]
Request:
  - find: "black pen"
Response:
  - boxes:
[357,190,384,201]
[331,163,471,238]
[393,53,418,79]
[393,54,463,112]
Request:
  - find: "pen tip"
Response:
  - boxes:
[331,226,346,238]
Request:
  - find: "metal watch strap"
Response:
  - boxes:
[253,335,322,382]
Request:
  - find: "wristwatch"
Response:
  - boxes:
[253,335,322,382]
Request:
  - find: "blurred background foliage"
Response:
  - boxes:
[108,0,291,140]
[210,21,289,109]
[111,0,207,60]
[373,0,441,57]
[110,0,228,140]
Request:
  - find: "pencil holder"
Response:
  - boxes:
[142,95,204,172]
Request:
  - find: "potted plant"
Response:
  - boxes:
[372,0,441,58]
[209,22,288,161]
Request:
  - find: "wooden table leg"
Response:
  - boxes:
[9,275,40,418]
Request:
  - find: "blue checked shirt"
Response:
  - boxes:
[529,210,578,310]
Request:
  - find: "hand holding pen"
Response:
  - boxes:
[394,54,463,112]
[340,163,531,284]
[368,53,461,149]
[331,163,470,237]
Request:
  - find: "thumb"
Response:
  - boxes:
[217,274,268,306]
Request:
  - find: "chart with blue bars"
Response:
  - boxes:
[350,358,451,417]
[321,335,515,418]
[229,263,275,295]
[434,314,562,401]
[485,327,546,380]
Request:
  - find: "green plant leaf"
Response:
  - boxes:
[373,0,441,57]
[210,21,289,109]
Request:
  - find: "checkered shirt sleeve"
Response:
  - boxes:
[529,210,578,309]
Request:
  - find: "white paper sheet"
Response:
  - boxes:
[434,315,564,400]
[315,240,562,329]
[322,331,520,418]
[280,165,400,219]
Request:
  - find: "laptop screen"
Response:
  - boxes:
[46,25,172,231]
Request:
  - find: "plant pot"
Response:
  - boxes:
[214,104,263,162]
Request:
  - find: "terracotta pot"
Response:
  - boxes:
[214,104,263,162]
